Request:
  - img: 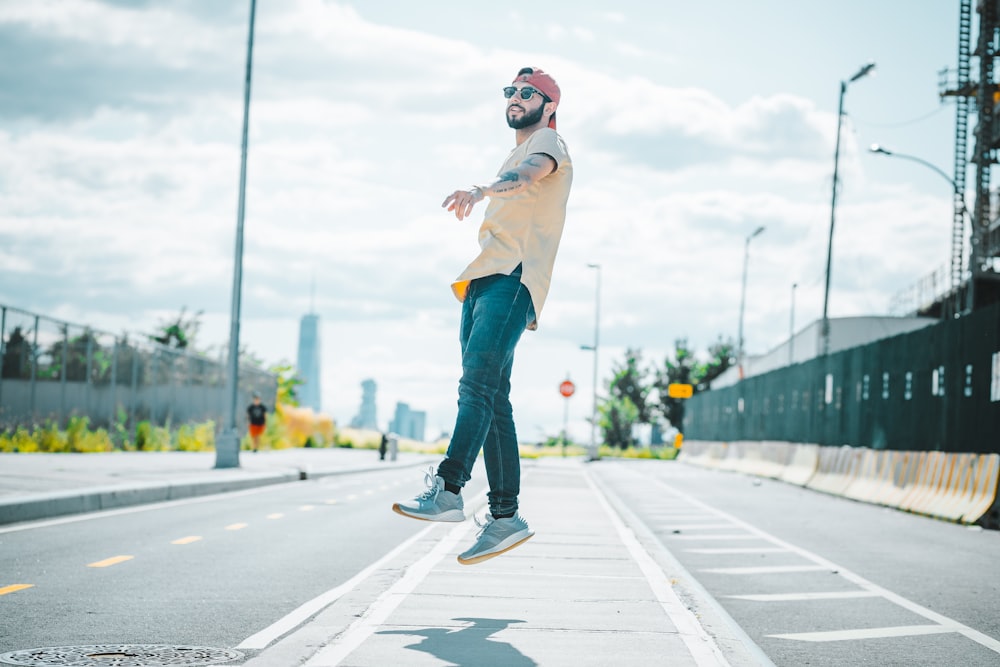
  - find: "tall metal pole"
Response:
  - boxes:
[737,226,765,378]
[217,0,257,469]
[789,282,797,365]
[821,80,847,358]
[588,263,601,461]
[822,62,875,355]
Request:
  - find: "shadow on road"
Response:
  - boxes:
[377,616,536,666]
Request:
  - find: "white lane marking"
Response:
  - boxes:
[237,523,438,649]
[728,591,881,602]
[701,565,830,575]
[303,515,479,666]
[650,477,1000,656]
[769,625,956,642]
[0,483,292,535]
[687,548,789,554]
[669,534,762,540]
[583,469,732,667]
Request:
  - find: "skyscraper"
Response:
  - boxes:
[296,313,321,411]
[351,379,378,430]
[390,401,427,441]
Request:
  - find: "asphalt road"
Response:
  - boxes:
[2,459,999,667]
[592,461,1000,667]
[0,465,486,653]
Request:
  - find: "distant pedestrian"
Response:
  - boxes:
[393,67,573,565]
[246,393,267,452]
[379,432,388,461]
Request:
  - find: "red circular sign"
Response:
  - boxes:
[559,380,575,397]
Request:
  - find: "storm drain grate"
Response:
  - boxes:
[0,645,243,667]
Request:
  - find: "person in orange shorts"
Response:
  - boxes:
[246,393,267,452]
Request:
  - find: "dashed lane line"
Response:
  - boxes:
[0,584,34,596]
[266,513,284,519]
[87,555,134,568]
[643,473,1000,656]
[226,523,248,531]
[171,536,203,545]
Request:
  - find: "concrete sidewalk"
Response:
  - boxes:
[0,448,437,525]
[240,459,751,667]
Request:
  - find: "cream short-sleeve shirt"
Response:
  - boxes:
[451,127,573,330]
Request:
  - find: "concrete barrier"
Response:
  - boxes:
[962,453,1000,524]
[779,443,819,486]
[679,441,999,527]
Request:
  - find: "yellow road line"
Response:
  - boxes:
[88,555,134,568]
[226,523,248,531]
[0,584,34,596]
[299,505,315,512]
[171,536,203,545]
[325,499,338,505]
[267,513,284,519]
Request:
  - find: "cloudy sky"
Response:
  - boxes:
[0,0,964,442]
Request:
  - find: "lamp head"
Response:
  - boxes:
[869,143,892,155]
[849,62,876,83]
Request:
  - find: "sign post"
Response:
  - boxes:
[559,378,575,456]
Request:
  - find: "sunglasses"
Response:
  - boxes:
[503,86,551,102]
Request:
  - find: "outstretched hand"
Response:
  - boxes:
[442,187,484,221]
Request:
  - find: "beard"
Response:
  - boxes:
[506,102,545,129]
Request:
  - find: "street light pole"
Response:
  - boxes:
[868,143,973,315]
[217,0,257,469]
[582,263,601,461]
[737,226,765,378]
[789,282,797,365]
[822,62,875,356]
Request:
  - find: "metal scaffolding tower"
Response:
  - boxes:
[940,0,1000,315]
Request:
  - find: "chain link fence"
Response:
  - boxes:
[0,304,277,436]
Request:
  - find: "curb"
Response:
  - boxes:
[0,458,437,526]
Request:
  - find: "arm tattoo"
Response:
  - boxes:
[492,170,522,194]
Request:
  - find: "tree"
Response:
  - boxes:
[270,363,303,406]
[151,307,203,350]
[653,336,736,433]
[654,339,697,433]
[699,336,735,389]
[598,395,639,449]
[598,347,651,449]
[607,347,653,423]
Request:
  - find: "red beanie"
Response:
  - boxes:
[512,67,560,130]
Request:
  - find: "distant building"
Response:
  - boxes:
[296,313,321,411]
[350,379,379,430]
[389,401,426,441]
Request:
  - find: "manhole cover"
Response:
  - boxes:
[0,645,243,667]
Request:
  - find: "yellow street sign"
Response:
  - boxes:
[667,383,693,399]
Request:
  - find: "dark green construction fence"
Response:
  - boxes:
[686,301,1000,453]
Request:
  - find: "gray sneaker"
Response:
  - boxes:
[392,467,465,522]
[457,513,534,565]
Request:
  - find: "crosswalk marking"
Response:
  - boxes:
[701,565,830,575]
[686,547,788,554]
[769,624,956,642]
[728,591,881,602]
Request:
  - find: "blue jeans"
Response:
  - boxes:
[438,266,534,517]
